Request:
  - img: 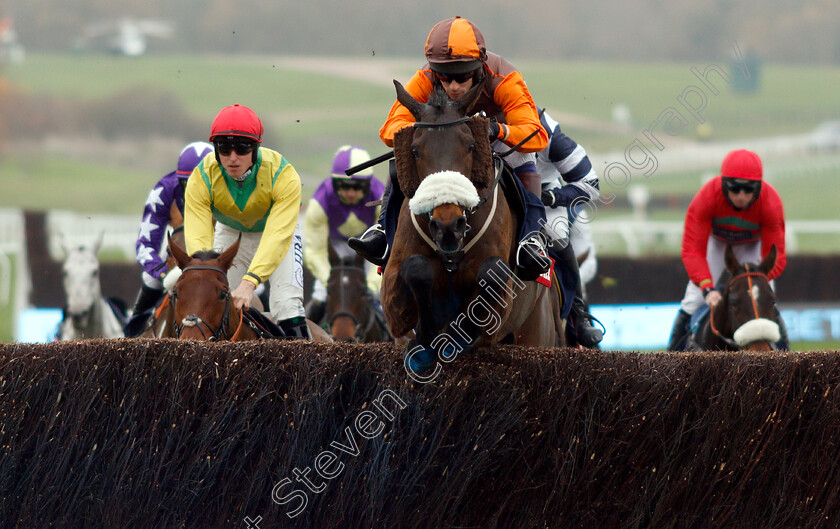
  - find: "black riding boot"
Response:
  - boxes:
[667,309,692,352]
[279,316,312,340]
[570,295,603,348]
[553,241,603,347]
[132,284,163,317]
[305,299,326,325]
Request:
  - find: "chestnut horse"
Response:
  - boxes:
[136,226,269,338]
[167,235,331,342]
[380,80,563,379]
[691,244,782,351]
[325,237,391,342]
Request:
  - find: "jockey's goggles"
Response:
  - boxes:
[215,141,256,157]
[333,178,367,192]
[723,178,760,195]
[434,69,478,84]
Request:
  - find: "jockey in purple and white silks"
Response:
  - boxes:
[303,145,385,323]
[124,141,214,336]
[535,110,604,347]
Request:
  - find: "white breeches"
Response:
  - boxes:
[214,222,305,322]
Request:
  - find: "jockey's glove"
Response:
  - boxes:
[488,121,501,141]
[541,187,564,208]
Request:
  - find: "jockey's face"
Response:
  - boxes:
[727,188,755,209]
[217,145,254,180]
[336,186,365,206]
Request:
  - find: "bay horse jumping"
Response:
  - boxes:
[380,80,563,378]
[325,237,391,342]
[167,235,331,342]
[691,244,782,351]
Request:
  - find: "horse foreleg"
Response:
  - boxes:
[434,257,518,352]
[381,258,417,338]
[400,255,438,345]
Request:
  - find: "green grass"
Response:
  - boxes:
[2,157,154,215]
[522,59,840,141]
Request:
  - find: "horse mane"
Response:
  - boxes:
[393,114,494,199]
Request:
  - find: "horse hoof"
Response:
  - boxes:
[404,340,437,375]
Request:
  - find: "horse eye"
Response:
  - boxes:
[411,146,420,158]
[467,141,476,152]
[219,290,227,300]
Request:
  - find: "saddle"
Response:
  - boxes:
[242,308,288,339]
[496,158,527,238]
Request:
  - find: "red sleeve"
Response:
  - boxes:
[681,181,716,289]
[759,185,786,280]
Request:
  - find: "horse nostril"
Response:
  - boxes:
[429,218,443,240]
[455,216,467,236]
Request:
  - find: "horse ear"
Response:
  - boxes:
[760,244,777,274]
[218,235,241,271]
[724,243,739,274]
[58,232,69,259]
[167,232,191,270]
[394,79,424,120]
[92,231,104,255]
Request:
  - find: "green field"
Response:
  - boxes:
[3,54,840,214]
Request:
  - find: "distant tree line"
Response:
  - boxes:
[6,0,840,63]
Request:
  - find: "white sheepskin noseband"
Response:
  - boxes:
[408,171,479,215]
[733,318,781,347]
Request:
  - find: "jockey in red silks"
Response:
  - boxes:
[667,148,788,351]
[349,16,552,282]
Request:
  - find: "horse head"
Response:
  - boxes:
[713,244,780,351]
[167,234,241,341]
[61,241,103,322]
[392,80,496,271]
[326,237,370,342]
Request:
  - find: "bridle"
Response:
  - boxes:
[172,264,239,341]
[709,264,771,347]
[410,115,508,273]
